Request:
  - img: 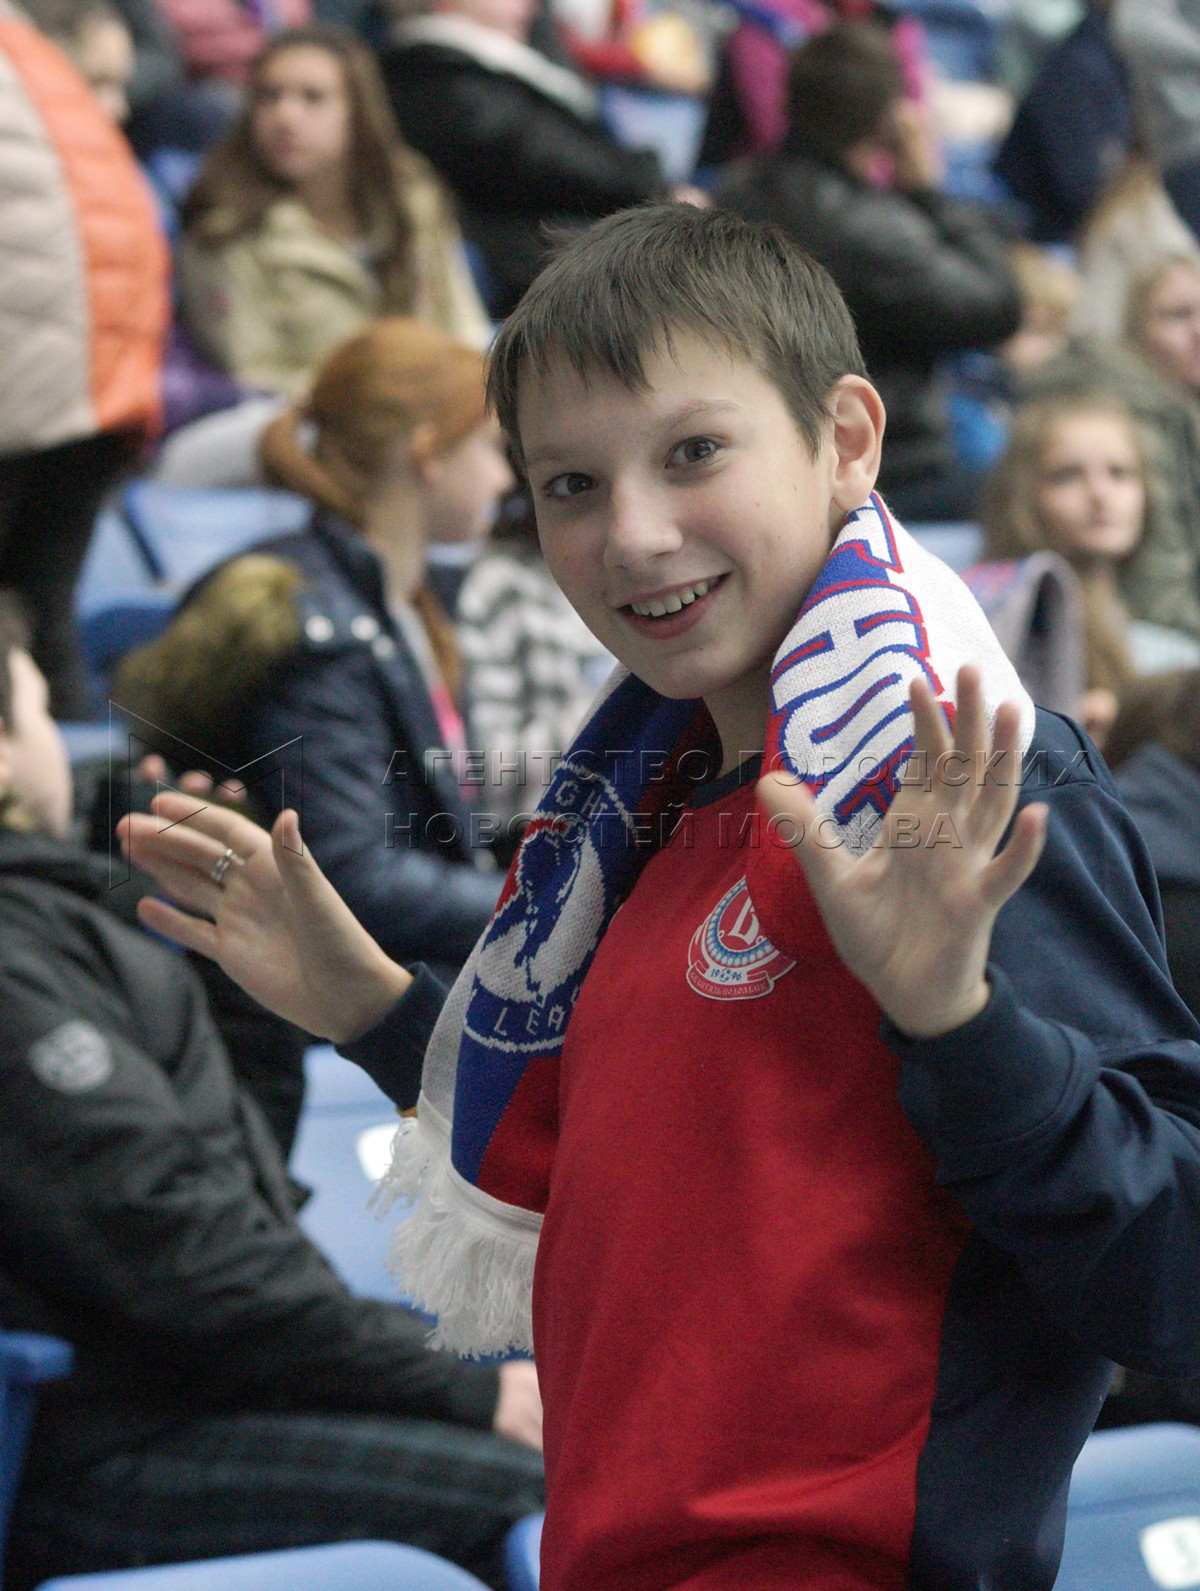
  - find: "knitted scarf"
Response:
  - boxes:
[381,495,1035,1355]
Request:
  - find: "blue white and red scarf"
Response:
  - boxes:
[381,495,1034,1354]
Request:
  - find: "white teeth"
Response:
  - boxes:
[630,578,713,618]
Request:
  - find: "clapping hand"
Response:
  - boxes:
[118,793,411,1044]
[759,666,1047,1039]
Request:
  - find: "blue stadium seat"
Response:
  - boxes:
[76,509,159,605]
[78,591,178,718]
[893,0,997,83]
[34,1539,491,1590]
[1057,1423,1200,1591]
[714,0,804,46]
[121,483,309,589]
[0,1330,73,1590]
[906,521,984,572]
[58,720,121,766]
[505,1511,544,1591]
[291,1046,406,1301]
[599,85,706,185]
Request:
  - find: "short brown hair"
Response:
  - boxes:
[487,203,866,465]
[785,23,902,161]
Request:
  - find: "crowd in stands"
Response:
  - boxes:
[4,0,1200,1581]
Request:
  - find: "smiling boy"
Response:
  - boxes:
[123,206,1200,1591]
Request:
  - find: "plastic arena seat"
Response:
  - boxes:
[599,84,706,185]
[78,591,178,716]
[121,483,309,588]
[77,509,159,604]
[0,1330,73,1590]
[505,1511,544,1591]
[1057,1423,1200,1591]
[906,521,984,572]
[33,1539,492,1591]
[291,1045,406,1301]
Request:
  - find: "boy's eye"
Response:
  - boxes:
[542,472,594,501]
[669,437,719,467]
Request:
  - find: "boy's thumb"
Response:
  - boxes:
[272,807,305,862]
[270,814,332,916]
[272,809,330,909]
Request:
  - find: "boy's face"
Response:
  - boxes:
[0,650,72,839]
[519,334,846,760]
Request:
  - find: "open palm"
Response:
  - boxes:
[759,666,1047,1039]
[118,793,410,1044]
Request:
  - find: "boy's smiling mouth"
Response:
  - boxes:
[619,574,728,636]
[628,577,719,618]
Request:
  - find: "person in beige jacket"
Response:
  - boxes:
[178,25,489,400]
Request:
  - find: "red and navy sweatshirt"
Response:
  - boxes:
[346,708,1200,1590]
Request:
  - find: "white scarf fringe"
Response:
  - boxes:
[378,1100,541,1355]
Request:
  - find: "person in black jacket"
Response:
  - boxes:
[377,0,672,315]
[716,21,1020,522]
[1107,667,1200,1024]
[0,596,543,1591]
[993,0,1131,246]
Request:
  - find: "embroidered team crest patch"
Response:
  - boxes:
[28,1020,114,1093]
[687,877,795,1001]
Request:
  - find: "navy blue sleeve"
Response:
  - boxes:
[338,964,450,1111]
[891,712,1200,1374]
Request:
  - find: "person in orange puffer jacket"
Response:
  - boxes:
[0,0,168,717]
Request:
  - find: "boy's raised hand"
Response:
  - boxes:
[758,666,1048,1040]
[118,794,411,1044]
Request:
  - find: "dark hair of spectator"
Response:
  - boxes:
[180,26,424,313]
[487,203,866,466]
[1106,668,1200,774]
[784,22,902,161]
[0,592,30,732]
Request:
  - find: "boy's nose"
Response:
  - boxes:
[602,485,682,568]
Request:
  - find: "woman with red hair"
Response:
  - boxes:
[119,317,511,983]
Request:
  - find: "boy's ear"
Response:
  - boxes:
[827,376,885,521]
[408,422,443,484]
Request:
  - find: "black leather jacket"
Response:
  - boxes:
[716,147,1020,493]
[0,834,499,1477]
[380,35,666,314]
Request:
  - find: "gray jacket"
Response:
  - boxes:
[1115,0,1200,169]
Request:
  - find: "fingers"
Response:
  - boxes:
[271,809,380,942]
[756,769,854,897]
[122,809,231,873]
[980,802,1048,911]
[147,789,268,856]
[137,754,168,785]
[132,851,226,917]
[909,671,953,764]
[136,894,219,959]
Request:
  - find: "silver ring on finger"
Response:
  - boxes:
[210,847,239,888]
